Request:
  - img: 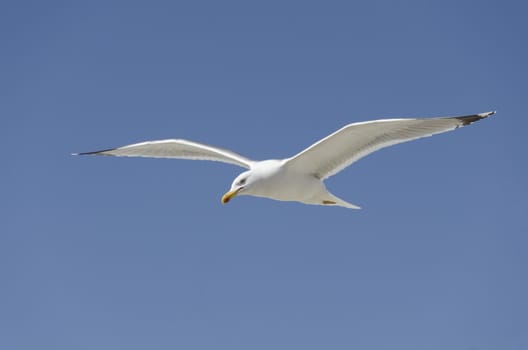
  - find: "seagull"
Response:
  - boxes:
[75,111,494,209]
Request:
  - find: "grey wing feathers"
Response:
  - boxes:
[285,111,494,180]
[75,139,254,169]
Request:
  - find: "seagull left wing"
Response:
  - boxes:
[285,112,494,180]
[75,139,254,169]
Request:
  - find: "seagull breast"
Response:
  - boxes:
[245,159,325,203]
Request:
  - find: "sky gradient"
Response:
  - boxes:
[3,1,527,349]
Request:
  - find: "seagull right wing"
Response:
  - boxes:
[74,139,254,169]
[285,112,495,180]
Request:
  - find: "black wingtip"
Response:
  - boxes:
[455,111,496,126]
[71,148,118,156]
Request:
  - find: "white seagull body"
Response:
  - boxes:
[76,111,494,209]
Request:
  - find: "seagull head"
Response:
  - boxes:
[221,170,253,204]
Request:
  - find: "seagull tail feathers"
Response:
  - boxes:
[323,193,362,209]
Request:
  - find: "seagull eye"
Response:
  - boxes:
[237,178,246,186]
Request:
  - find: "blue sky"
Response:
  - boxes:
[2,1,527,349]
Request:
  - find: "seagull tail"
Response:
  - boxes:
[323,193,362,210]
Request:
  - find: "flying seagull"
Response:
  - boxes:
[75,111,494,209]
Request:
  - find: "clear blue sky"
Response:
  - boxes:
[3,1,527,349]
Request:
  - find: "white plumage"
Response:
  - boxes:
[75,111,494,209]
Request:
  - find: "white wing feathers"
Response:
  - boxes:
[285,112,495,180]
[75,139,254,169]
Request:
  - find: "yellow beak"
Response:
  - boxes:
[221,188,241,204]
